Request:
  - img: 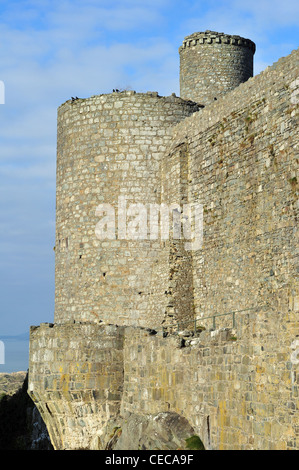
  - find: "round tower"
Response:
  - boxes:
[179,30,256,105]
[55,91,199,327]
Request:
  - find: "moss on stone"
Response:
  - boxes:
[185,435,205,450]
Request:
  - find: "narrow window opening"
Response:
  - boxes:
[45,403,52,416]
[207,415,210,446]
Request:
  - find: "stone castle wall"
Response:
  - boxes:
[28,322,125,450]
[179,31,255,105]
[29,305,298,450]
[159,142,196,327]
[55,92,199,327]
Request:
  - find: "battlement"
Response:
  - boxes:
[180,30,256,53]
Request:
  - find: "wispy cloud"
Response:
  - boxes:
[180,0,298,74]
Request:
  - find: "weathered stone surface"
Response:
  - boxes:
[28,323,125,450]
[28,30,299,451]
[55,92,199,328]
[0,372,52,450]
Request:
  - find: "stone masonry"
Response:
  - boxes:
[28,31,299,450]
[179,30,255,105]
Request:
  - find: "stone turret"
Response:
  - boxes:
[28,30,299,451]
[179,30,255,105]
[55,91,199,327]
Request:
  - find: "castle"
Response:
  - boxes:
[28,31,299,450]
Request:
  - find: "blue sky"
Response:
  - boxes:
[0,0,298,341]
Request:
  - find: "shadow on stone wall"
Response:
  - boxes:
[0,373,53,450]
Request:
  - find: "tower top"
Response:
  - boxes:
[179,30,256,54]
[179,30,256,105]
